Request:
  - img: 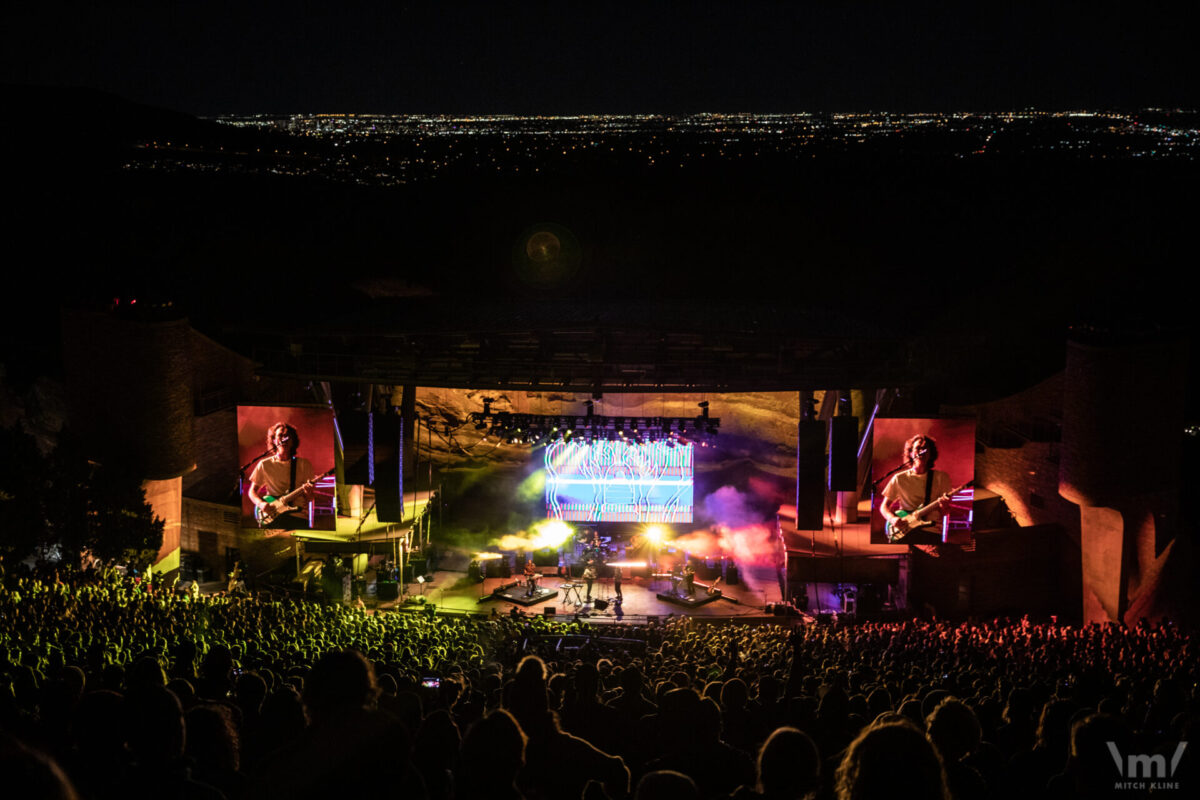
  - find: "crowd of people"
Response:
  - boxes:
[1,563,1196,799]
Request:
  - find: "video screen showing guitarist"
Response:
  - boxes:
[872,418,975,545]
[238,406,336,531]
[879,434,952,540]
[879,432,978,547]
[249,422,318,529]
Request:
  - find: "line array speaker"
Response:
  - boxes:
[796,419,826,530]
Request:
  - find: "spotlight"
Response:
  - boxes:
[534,519,574,549]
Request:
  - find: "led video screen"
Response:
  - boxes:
[238,405,337,531]
[545,440,693,523]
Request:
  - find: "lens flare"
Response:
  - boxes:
[496,519,575,551]
[534,519,574,548]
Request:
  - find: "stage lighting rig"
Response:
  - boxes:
[470,402,719,446]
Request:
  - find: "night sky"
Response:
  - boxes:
[4,2,1197,115]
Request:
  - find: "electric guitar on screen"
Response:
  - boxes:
[886,480,974,542]
[255,468,335,528]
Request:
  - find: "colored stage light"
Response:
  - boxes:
[532,519,574,549]
[644,525,666,545]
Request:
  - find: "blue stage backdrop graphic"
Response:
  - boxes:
[545,440,694,523]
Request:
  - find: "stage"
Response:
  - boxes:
[385,564,783,621]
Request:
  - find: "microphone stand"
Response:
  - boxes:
[871,457,915,493]
[237,449,276,514]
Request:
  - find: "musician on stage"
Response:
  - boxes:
[524,558,538,597]
[879,433,952,542]
[248,422,316,529]
[682,561,696,597]
[583,559,598,602]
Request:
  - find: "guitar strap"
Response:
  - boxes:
[924,472,933,506]
[289,458,297,493]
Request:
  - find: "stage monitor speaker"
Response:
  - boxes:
[374,414,404,522]
[593,599,609,611]
[543,607,556,617]
[796,419,826,530]
[340,412,372,486]
[376,581,399,601]
[828,416,858,491]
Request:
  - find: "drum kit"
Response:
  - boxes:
[578,532,613,561]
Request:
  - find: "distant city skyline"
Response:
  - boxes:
[128,108,1196,189]
[4,3,1197,116]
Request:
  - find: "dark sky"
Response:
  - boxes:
[4,2,1197,115]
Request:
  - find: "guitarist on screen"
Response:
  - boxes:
[879,434,961,543]
[248,422,317,529]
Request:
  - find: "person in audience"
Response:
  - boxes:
[835,719,950,800]
[731,726,821,800]
[459,709,527,800]
[925,697,986,800]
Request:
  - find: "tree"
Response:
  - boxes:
[0,423,50,561]
[44,431,164,568]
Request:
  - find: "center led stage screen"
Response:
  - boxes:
[545,440,693,523]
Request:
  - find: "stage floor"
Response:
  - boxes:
[386,566,783,621]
